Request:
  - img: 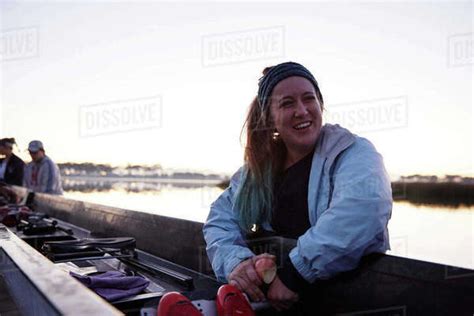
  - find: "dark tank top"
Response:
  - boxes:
[271,150,314,239]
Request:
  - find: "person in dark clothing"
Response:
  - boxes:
[0,138,25,186]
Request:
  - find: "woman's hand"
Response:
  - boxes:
[267,275,299,311]
[228,253,276,302]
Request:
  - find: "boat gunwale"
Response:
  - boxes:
[0,224,122,315]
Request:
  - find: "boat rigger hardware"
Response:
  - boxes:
[16,214,74,235]
[121,257,195,291]
[42,236,195,291]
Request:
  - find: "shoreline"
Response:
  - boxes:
[62,175,223,185]
[61,177,474,207]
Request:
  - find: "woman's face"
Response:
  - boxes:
[269,76,323,159]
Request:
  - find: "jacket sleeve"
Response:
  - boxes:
[42,159,63,194]
[289,138,392,283]
[202,168,255,282]
[38,161,52,193]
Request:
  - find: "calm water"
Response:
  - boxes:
[63,181,473,270]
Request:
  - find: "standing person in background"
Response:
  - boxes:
[0,138,25,186]
[23,140,63,195]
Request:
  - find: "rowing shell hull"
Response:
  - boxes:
[12,187,474,315]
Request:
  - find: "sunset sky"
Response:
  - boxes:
[1,1,472,178]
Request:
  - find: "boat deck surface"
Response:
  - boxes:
[0,274,21,316]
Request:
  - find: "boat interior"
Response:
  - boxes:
[1,187,473,315]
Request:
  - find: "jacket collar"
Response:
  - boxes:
[307,124,356,224]
[315,123,356,166]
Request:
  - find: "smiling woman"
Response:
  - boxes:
[203,62,393,313]
[269,76,323,168]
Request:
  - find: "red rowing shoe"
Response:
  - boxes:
[157,291,202,316]
[157,285,255,316]
[216,284,255,316]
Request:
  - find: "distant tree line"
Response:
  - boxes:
[58,162,226,181]
[59,163,114,175]
[399,175,474,184]
[61,178,208,193]
[392,176,474,207]
[217,175,474,207]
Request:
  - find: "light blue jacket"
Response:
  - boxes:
[203,124,392,283]
[23,156,63,195]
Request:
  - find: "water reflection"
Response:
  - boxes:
[387,201,473,269]
[62,177,218,193]
[63,179,223,223]
[63,178,473,269]
[64,178,474,209]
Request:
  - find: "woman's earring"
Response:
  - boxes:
[272,130,280,141]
